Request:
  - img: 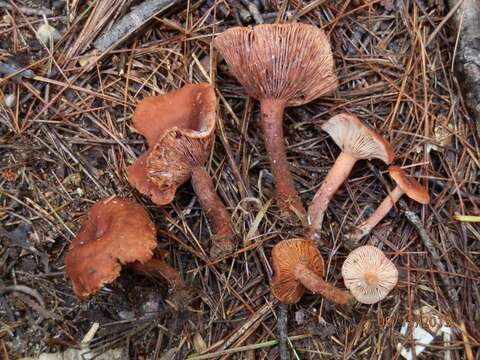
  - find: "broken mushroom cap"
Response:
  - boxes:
[127,83,216,205]
[342,245,398,304]
[132,83,216,146]
[214,23,337,106]
[321,113,394,164]
[389,166,430,204]
[271,238,324,304]
[65,197,157,300]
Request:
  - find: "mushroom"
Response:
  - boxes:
[65,197,189,302]
[127,83,235,258]
[271,238,352,305]
[214,23,337,221]
[342,245,398,304]
[306,113,394,240]
[349,165,430,243]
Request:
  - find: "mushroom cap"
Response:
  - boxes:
[271,238,324,304]
[341,245,398,304]
[321,113,394,164]
[127,83,216,205]
[65,197,157,300]
[388,166,430,204]
[132,83,216,146]
[214,23,337,107]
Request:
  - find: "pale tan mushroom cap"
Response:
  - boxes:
[321,113,394,164]
[214,23,337,107]
[389,166,430,204]
[341,245,398,304]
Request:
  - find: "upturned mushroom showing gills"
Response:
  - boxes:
[349,166,430,243]
[271,239,352,305]
[65,197,189,301]
[215,23,338,221]
[306,113,394,241]
[342,245,398,304]
[127,83,235,258]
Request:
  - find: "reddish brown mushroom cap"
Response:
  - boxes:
[214,23,337,107]
[321,113,394,164]
[132,83,216,146]
[127,83,216,205]
[271,238,324,304]
[65,197,157,300]
[388,166,430,204]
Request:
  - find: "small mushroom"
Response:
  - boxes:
[342,245,398,304]
[127,84,235,258]
[306,113,394,240]
[271,238,352,305]
[215,23,337,221]
[349,165,430,243]
[65,197,189,302]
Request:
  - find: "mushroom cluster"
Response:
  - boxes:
[64,23,431,328]
[215,23,429,307]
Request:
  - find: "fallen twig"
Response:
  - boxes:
[0,1,53,16]
[277,303,290,360]
[94,0,187,51]
[399,200,474,360]
[448,0,480,135]
[221,303,272,351]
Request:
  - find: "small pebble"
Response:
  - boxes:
[4,93,16,108]
[52,0,66,9]
[37,21,62,45]
[295,309,305,325]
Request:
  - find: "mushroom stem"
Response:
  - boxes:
[294,262,352,304]
[350,185,405,243]
[191,166,235,258]
[306,151,357,240]
[260,99,306,220]
[131,258,187,291]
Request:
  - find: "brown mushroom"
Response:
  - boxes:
[127,84,235,258]
[215,23,337,221]
[342,245,398,304]
[271,238,352,305]
[65,197,188,302]
[306,114,394,241]
[349,166,430,243]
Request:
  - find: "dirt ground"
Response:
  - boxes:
[0,0,479,359]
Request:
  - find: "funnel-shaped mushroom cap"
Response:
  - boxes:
[132,83,216,146]
[342,245,398,304]
[321,114,394,164]
[388,166,430,204]
[214,23,337,107]
[65,198,157,300]
[128,83,216,205]
[271,238,324,304]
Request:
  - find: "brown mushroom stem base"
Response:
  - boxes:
[260,99,306,221]
[131,259,187,291]
[350,186,404,243]
[306,152,357,242]
[191,166,235,258]
[294,263,352,305]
